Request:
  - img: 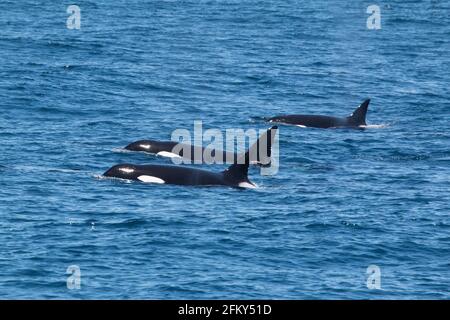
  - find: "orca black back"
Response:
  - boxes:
[124,125,277,166]
[104,126,278,188]
[268,99,370,129]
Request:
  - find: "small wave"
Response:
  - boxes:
[111,147,132,153]
[305,222,336,230]
[13,165,86,174]
[95,174,133,183]
[36,106,87,116]
[248,116,268,123]
[107,218,148,228]
[63,64,76,70]
[47,168,84,173]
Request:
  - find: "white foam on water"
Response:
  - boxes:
[112,148,132,153]
[360,124,390,129]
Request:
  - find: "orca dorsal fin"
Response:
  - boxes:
[348,99,370,126]
[223,126,278,185]
[224,163,249,181]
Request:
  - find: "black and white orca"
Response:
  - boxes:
[124,125,277,166]
[103,126,277,188]
[267,99,371,129]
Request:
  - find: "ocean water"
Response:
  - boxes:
[0,0,449,299]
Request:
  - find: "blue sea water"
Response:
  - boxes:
[0,0,449,299]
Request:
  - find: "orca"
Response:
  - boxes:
[103,126,277,188]
[267,99,370,129]
[124,125,277,166]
